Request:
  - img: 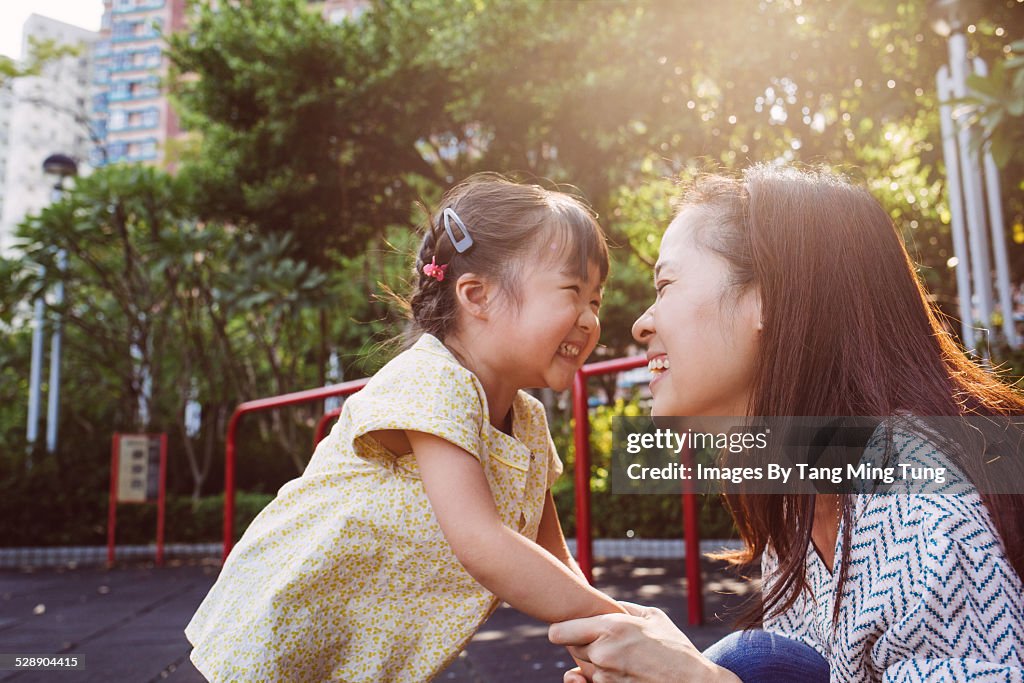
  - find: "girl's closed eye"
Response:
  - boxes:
[655,280,673,296]
[564,283,601,310]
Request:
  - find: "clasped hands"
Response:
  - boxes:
[548,601,739,683]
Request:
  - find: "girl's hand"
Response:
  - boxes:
[569,655,597,682]
[562,667,589,683]
[549,602,741,683]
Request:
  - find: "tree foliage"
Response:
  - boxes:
[3,0,1024,544]
[166,0,451,266]
[0,37,81,84]
[166,0,1024,352]
[967,38,1024,169]
[3,165,343,495]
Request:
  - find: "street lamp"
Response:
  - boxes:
[930,0,1018,354]
[26,153,78,459]
[43,153,78,179]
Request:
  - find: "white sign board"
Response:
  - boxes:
[117,435,160,503]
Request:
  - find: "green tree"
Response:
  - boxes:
[168,0,1024,357]
[166,0,452,268]
[3,165,338,496]
[966,38,1024,169]
[0,37,81,84]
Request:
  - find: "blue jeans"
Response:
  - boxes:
[703,630,830,683]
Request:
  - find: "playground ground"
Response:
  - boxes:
[0,556,756,682]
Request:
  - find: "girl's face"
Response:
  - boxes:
[491,255,603,393]
[632,209,761,417]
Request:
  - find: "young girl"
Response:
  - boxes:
[185,175,624,681]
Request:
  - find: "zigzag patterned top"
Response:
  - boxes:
[762,425,1024,682]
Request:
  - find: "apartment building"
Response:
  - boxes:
[90,0,187,168]
[1,0,372,253]
[0,15,97,255]
[312,0,370,23]
[0,79,14,251]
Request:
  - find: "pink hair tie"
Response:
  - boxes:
[422,257,448,282]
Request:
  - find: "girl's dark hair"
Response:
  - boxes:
[408,173,609,341]
[681,164,1024,626]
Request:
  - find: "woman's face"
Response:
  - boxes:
[632,208,761,417]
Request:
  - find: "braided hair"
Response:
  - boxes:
[410,212,462,340]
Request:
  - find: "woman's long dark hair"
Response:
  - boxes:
[684,165,1024,626]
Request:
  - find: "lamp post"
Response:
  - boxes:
[324,350,343,414]
[931,0,1018,354]
[40,153,77,456]
[27,154,78,459]
[26,278,46,461]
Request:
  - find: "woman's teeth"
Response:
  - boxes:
[648,357,670,373]
[558,343,581,358]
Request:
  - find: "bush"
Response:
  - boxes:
[113,491,274,544]
[550,397,738,540]
[0,392,737,547]
[0,450,109,546]
[0,463,274,547]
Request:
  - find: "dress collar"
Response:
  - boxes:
[413,334,532,448]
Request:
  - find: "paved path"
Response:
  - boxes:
[0,558,755,682]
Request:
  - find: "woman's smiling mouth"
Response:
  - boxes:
[648,354,670,374]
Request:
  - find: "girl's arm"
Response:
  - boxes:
[535,491,588,582]
[408,430,626,623]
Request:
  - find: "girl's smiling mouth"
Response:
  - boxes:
[557,342,582,359]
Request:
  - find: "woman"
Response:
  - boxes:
[550,165,1024,682]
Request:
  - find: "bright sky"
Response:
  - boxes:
[0,1,104,60]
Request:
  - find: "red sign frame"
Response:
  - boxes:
[107,433,168,567]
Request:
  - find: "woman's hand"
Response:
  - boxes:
[549,602,741,683]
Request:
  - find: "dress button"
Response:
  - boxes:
[530,454,536,461]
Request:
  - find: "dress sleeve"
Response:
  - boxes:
[343,347,485,463]
[876,496,1024,682]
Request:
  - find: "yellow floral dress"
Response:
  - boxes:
[185,334,563,682]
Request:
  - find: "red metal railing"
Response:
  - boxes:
[572,356,704,626]
[314,407,344,446]
[222,357,704,625]
[222,378,369,559]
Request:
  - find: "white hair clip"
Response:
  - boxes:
[443,208,474,253]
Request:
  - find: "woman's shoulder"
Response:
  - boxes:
[858,416,975,493]
[852,417,1017,575]
[855,490,991,540]
[852,489,1014,591]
